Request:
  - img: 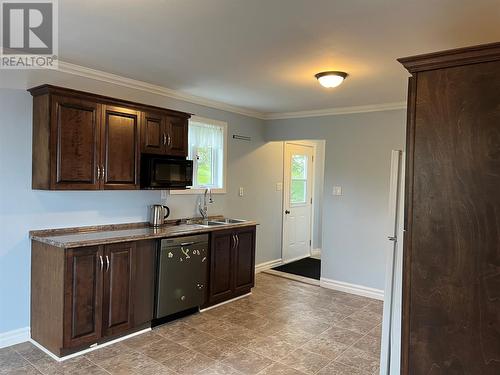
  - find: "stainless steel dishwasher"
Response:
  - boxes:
[155,234,209,319]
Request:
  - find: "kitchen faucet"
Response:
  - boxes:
[199,188,213,219]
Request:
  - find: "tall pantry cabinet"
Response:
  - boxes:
[399,43,500,374]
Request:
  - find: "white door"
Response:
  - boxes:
[380,150,405,375]
[282,143,314,263]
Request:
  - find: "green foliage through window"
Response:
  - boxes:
[195,147,213,186]
[290,155,307,204]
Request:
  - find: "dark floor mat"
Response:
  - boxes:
[272,257,320,280]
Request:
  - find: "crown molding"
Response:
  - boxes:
[261,101,407,120]
[57,61,406,121]
[57,61,264,119]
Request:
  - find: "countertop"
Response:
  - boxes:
[30,219,258,249]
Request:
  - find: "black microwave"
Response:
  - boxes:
[140,155,193,189]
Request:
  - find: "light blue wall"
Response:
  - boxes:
[0,85,283,334]
[266,110,406,290]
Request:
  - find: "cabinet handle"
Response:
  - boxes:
[162,133,167,145]
[97,165,101,181]
[232,234,237,249]
[167,134,172,147]
[99,255,104,271]
[101,165,105,181]
[105,255,110,272]
[235,234,239,249]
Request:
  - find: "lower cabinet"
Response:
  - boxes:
[31,239,156,356]
[207,226,256,306]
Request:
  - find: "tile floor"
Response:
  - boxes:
[0,273,382,375]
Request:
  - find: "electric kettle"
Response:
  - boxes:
[149,205,170,227]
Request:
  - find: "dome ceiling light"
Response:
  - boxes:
[315,71,348,88]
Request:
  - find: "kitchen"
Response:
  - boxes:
[1,1,500,375]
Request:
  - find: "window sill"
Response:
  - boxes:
[170,188,226,195]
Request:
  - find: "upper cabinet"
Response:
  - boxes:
[140,112,188,157]
[101,105,140,190]
[29,85,191,190]
[166,115,188,157]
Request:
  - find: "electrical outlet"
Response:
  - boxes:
[239,187,244,197]
[333,186,342,196]
[276,182,283,191]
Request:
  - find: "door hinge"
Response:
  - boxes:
[312,156,314,162]
[310,198,313,204]
[309,240,312,246]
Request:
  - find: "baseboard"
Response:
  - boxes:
[320,277,384,301]
[31,328,151,362]
[200,292,252,312]
[255,258,283,273]
[264,269,320,286]
[311,248,321,259]
[281,254,311,264]
[0,327,30,349]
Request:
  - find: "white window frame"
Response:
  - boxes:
[171,116,227,195]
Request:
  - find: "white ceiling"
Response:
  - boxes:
[55,0,500,115]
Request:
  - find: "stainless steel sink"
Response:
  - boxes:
[184,218,246,227]
[203,221,226,226]
[213,218,247,224]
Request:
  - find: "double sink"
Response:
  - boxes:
[185,218,247,227]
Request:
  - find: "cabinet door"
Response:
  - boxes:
[166,116,188,157]
[131,240,156,326]
[63,246,103,349]
[208,230,234,304]
[102,242,134,337]
[101,106,140,189]
[51,95,101,190]
[141,111,166,155]
[233,227,256,294]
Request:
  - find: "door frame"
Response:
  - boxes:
[281,141,317,264]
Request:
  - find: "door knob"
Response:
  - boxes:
[285,210,290,214]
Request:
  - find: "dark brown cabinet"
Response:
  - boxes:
[101,242,134,337]
[29,85,191,190]
[63,246,103,350]
[31,239,156,357]
[141,112,188,157]
[209,230,234,303]
[399,43,500,374]
[233,227,256,294]
[166,115,189,157]
[49,96,101,190]
[141,111,165,155]
[207,226,256,306]
[101,106,140,189]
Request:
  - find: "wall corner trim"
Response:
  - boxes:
[320,277,384,301]
[255,258,283,273]
[0,327,30,349]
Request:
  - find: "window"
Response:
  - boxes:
[173,116,227,193]
[290,154,308,204]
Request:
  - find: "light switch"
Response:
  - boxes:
[276,182,283,191]
[333,186,342,196]
[239,187,244,197]
[161,190,168,200]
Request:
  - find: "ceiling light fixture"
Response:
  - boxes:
[315,71,348,88]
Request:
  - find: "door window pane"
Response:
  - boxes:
[290,154,308,204]
[291,155,306,179]
[291,180,307,203]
